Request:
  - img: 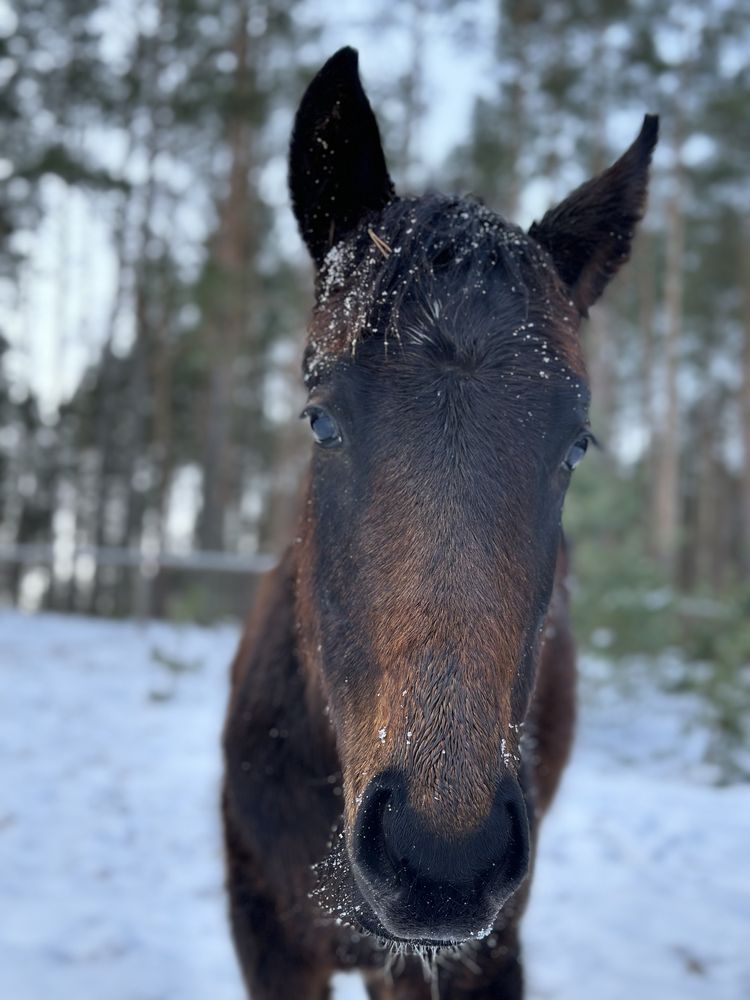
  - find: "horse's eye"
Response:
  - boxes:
[563,435,589,471]
[303,406,342,448]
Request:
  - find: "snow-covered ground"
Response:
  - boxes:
[1,610,748,999]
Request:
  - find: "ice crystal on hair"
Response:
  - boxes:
[302,194,580,390]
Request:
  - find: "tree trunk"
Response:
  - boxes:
[636,233,660,558]
[87,182,137,613]
[197,3,256,552]
[399,0,426,188]
[652,144,684,576]
[113,122,162,614]
[585,304,616,444]
[148,228,179,616]
[740,221,750,579]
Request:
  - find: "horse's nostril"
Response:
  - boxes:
[486,780,530,896]
[351,770,530,943]
[352,776,404,893]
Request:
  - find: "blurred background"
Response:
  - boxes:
[1,3,749,997]
[2,0,748,769]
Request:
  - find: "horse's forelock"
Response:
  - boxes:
[303,194,583,388]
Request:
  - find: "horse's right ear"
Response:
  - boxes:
[289,47,395,268]
[528,115,659,316]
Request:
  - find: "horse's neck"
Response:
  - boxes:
[224,547,342,906]
[228,544,339,782]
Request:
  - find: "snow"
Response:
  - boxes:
[1,610,748,999]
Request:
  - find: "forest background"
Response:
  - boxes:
[1,0,748,773]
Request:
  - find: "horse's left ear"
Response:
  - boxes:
[289,47,396,269]
[529,115,659,316]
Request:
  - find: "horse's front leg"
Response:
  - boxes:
[226,849,333,999]
[224,798,335,1000]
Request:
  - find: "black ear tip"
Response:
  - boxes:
[638,114,660,155]
[319,46,360,79]
[299,48,361,107]
[334,45,359,64]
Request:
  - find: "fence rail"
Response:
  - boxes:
[0,543,278,619]
[0,543,277,574]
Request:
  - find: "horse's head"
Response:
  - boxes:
[291,48,656,946]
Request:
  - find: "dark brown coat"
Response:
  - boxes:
[222,47,656,1000]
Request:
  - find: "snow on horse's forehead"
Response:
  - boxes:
[304,193,585,388]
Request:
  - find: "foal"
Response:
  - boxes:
[223,47,657,999]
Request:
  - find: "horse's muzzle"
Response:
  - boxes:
[350,770,530,944]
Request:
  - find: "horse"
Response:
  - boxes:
[222,46,657,1000]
